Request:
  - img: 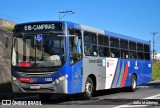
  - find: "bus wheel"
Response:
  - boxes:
[83,77,94,100]
[39,93,52,101]
[130,75,137,92]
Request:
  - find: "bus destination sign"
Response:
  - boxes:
[24,24,55,31]
[15,22,63,33]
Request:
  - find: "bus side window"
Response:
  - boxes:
[144,44,150,60]
[84,44,91,55]
[99,47,104,57]
[130,51,137,59]
[137,43,144,60]
[138,52,144,60]
[110,48,115,58]
[129,41,137,59]
[84,32,97,56]
[69,29,83,65]
[121,50,129,59]
[110,48,120,58]
[144,53,150,60]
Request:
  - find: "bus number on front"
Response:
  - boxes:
[45,78,53,82]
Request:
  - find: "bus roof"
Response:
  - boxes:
[15,21,150,45]
[65,21,150,45]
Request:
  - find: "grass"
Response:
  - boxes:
[0,82,12,93]
[152,61,160,80]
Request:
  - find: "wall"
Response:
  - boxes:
[0,18,16,83]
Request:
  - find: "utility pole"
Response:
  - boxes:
[150,32,158,60]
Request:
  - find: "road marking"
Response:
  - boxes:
[137,86,160,89]
[113,93,160,108]
[113,105,147,108]
[145,93,160,99]
[60,98,100,105]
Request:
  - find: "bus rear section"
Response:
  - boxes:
[82,57,152,92]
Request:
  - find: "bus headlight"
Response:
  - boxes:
[12,76,17,81]
[52,74,67,84]
[56,79,59,83]
[58,76,65,81]
[12,76,21,84]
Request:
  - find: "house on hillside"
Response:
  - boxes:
[154,53,160,60]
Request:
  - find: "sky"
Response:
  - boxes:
[0,0,160,52]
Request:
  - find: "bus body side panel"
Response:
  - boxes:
[105,58,119,89]
[122,59,137,87]
[136,60,152,85]
[82,57,152,92]
[82,57,106,92]
[141,60,152,83]
[70,60,83,94]
[65,22,83,94]
[106,59,152,89]
[111,59,128,88]
[106,58,130,89]
[124,60,152,87]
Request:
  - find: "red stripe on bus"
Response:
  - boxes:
[121,61,128,87]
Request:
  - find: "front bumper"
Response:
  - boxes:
[11,78,68,94]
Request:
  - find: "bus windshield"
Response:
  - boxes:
[12,33,65,67]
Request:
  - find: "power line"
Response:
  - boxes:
[155,35,160,43]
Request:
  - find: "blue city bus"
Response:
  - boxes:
[11,21,152,100]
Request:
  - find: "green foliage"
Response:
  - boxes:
[4,25,14,31]
[152,61,160,80]
[0,82,12,93]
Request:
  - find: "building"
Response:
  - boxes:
[154,53,160,60]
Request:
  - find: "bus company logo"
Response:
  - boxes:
[30,78,37,83]
[24,24,55,31]
[106,62,114,67]
[2,100,11,105]
[2,100,42,106]
[106,59,115,62]
[89,59,102,64]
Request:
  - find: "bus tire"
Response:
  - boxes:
[129,75,137,92]
[83,77,94,100]
[39,93,52,101]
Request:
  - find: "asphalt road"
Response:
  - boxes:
[1,80,160,108]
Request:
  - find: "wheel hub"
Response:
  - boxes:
[86,82,92,96]
[132,79,136,89]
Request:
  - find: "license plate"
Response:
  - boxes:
[30,85,40,89]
